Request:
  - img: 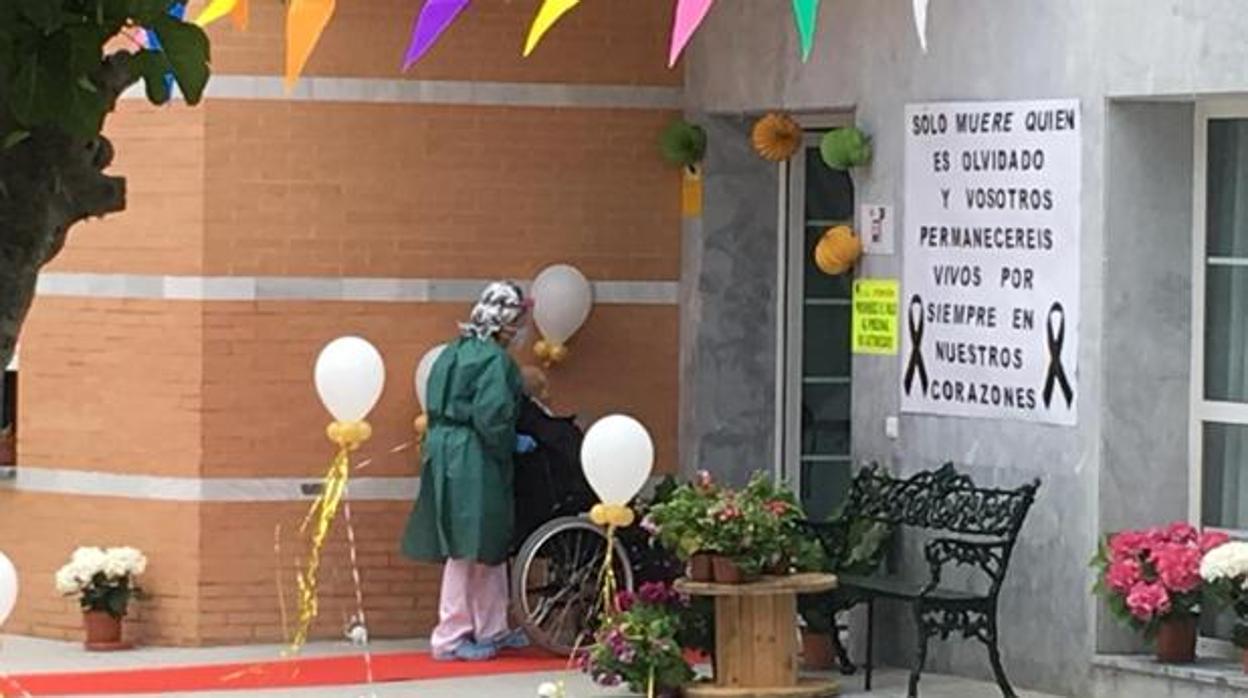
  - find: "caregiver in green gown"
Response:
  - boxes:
[402,280,536,662]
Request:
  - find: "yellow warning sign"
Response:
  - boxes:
[852,278,899,355]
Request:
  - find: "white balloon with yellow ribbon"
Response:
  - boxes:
[531,264,593,367]
[292,336,385,652]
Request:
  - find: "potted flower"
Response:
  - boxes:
[646,471,721,581]
[578,582,695,697]
[55,546,147,650]
[1092,522,1227,663]
[1200,540,1248,671]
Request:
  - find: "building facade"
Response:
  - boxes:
[6,1,1248,696]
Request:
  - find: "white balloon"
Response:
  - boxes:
[413,343,447,411]
[532,264,593,345]
[580,415,654,505]
[314,336,385,422]
[0,551,17,627]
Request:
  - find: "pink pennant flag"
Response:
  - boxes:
[403,0,471,70]
[668,0,715,68]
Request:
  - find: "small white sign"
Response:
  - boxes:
[860,204,895,255]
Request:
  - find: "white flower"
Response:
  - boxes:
[537,681,565,698]
[54,565,82,595]
[103,547,147,579]
[70,547,107,578]
[1201,541,1248,583]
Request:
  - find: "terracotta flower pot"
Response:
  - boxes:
[801,630,837,671]
[688,553,714,582]
[1155,615,1197,664]
[712,556,745,584]
[83,610,131,651]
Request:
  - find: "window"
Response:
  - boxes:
[779,124,856,520]
[1192,106,1248,533]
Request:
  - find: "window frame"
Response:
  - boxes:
[1189,99,1248,535]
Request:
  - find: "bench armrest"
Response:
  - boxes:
[921,537,1010,597]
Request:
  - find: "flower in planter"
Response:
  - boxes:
[581,582,694,695]
[1093,523,1227,637]
[55,546,147,618]
[1200,541,1248,650]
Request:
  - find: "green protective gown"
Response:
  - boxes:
[402,337,522,566]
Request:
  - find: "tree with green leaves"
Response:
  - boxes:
[0,0,211,370]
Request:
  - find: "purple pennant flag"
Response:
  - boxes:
[402,0,471,70]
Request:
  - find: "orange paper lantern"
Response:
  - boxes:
[752,112,802,162]
[814,226,862,276]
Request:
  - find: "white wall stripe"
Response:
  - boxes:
[120,75,682,111]
[36,273,679,305]
[6,466,418,503]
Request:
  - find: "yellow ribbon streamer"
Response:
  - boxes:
[193,0,249,30]
[289,420,371,653]
[523,0,581,56]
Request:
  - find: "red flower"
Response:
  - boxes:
[1109,530,1150,558]
[1105,558,1142,594]
[1163,522,1198,544]
[1151,544,1202,593]
[766,500,790,517]
[1126,582,1172,621]
[1200,530,1231,553]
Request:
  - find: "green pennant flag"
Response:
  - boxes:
[792,0,820,61]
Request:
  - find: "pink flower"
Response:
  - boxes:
[1126,582,1172,621]
[1164,522,1198,544]
[716,505,741,522]
[1200,530,1231,553]
[1151,544,1203,593]
[696,470,714,489]
[1109,530,1150,558]
[1105,558,1142,594]
[766,500,791,517]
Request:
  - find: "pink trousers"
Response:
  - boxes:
[430,559,510,655]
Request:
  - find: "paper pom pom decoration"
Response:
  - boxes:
[752,112,802,162]
[820,127,872,170]
[659,119,707,169]
[814,225,862,275]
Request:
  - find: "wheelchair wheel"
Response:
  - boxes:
[510,516,634,656]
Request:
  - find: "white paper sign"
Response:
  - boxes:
[901,99,1080,425]
[860,204,895,255]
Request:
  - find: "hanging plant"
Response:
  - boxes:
[659,119,707,171]
[814,225,862,276]
[751,112,802,162]
[820,126,872,170]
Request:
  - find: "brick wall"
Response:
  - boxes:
[3,0,682,645]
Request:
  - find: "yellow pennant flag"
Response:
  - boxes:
[523,0,580,56]
[285,0,336,92]
[194,0,248,30]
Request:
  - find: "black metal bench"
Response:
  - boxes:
[803,463,1040,698]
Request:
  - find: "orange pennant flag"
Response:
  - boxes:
[285,0,336,92]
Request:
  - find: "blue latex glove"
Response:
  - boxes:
[515,434,538,454]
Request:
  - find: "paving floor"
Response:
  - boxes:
[0,635,1064,698]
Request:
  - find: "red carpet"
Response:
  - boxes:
[3,649,571,696]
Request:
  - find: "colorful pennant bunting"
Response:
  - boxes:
[146,2,187,95]
[193,0,249,31]
[791,0,819,61]
[668,0,715,68]
[523,0,580,57]
[402,0,471,70]
[913,0,929,52]
[285,0,336,91]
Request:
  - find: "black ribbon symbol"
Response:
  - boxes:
[904,295,928,396]
[1043,302,1074,409]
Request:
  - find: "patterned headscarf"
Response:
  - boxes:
[460,281,528,340]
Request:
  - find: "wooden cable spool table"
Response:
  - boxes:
[676,572,839,697]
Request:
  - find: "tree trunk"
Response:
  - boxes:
[0,53,139,370]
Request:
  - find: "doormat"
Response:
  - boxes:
[2,648,570,696]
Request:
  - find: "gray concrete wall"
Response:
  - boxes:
[676,1,1224,695]
[1098,102,1196,652]
[678,114,781,487]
